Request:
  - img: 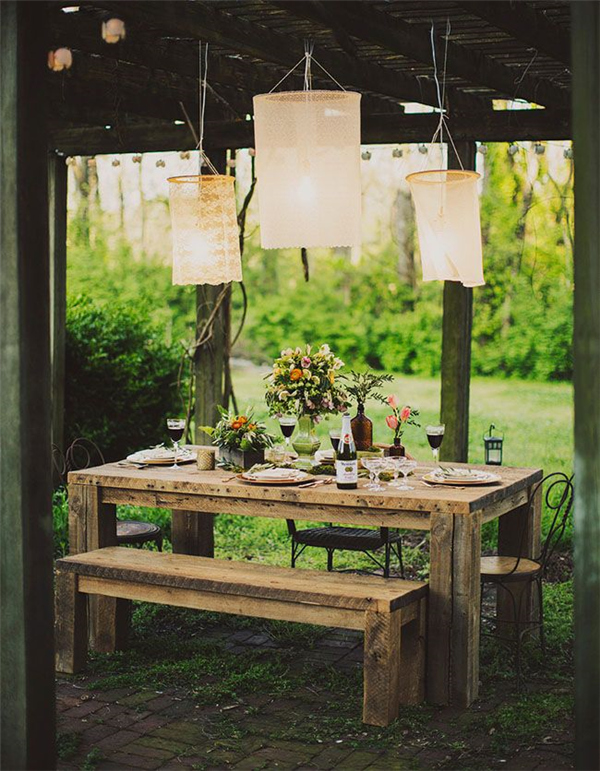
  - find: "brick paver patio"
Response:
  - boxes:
[56,618,574,771]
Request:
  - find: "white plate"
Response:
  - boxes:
[422,470,501,486]
[240,469,311,485]
[315,449,335,464]
[126,448,196,465]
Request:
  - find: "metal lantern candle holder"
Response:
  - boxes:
[484,424,504,466]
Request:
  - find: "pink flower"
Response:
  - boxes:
[301,356,311,367]
[386,415,398,431]
[387,394,398,409]
[400,406,411,422]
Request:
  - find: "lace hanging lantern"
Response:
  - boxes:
[168,175,242,285]
[253,90,362,249]
[406,170,485,287]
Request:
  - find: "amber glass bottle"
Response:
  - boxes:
[351,403,373,451]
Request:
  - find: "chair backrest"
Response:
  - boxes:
[502,471,573,577]
[65,437,106,473]
[537,472,574,571]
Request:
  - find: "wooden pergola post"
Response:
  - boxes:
[0,2,56,768]
[572,4,600,769]
[49,152,68,457]
[439,141,476,463]
[173,151,231,559]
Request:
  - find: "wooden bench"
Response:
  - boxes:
[55,547,427,726]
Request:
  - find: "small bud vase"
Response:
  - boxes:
[388,438,406,457]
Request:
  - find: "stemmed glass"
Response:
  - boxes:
[329,430,341,454]
[166,418,186,469]
[278,415,297,450]
[426,424,445,464]
[363,458,387,491]
[393,458,418,490]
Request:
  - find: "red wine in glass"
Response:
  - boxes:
[167,425,184,443]
[426,424,445,463]
[278,416,297,449]
[329,431,340,453]
[166,418,186,469]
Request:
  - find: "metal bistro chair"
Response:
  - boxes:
[286,520,404,578]
[480,471,574,687]
[62,438,163,552]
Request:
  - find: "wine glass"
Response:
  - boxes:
[363,458,386,491]
[278,415,297,450]
[394,458,417,490]
[426,424,445,464]
[166,418,186,469]
[329,430,341,453]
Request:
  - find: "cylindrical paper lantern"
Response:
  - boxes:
[406,170,485,287]
[253,90,362,249]
[168,175,242,285]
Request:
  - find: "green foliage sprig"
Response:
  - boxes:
[341,370,394,407]
[200,407,275,451]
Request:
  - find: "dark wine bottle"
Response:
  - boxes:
[336,413,358,490]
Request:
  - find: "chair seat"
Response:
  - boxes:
[293,526,401,552]
[480,555,541,579]
[116,520,161,544]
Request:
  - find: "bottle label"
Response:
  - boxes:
[336,459,358,484]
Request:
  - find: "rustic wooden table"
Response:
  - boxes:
[68,459,542,707]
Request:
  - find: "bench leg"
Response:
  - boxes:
[398,598,427,705]
[363,609,402,726]
[55,570,87,673]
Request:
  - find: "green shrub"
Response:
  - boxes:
[65,296,182,461]
[53,487,69,558]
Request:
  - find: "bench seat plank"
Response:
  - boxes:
[57,547,427,613]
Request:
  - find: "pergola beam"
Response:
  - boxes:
[278,1,570,110]
[91,0,445,108]
[49,108,571,155]
[457,1,570,67]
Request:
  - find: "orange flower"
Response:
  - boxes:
[290,368,303,381]
[238,416,248,425]
[231,420,242,430]
[247,423,256,431]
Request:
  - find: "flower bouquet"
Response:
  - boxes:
[385,397,420,456]
[265,344,349,456]
[200,407,276,470]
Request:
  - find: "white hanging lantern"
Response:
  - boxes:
[102,18,126,44]
[168,175,242,286]
[253,90,361,249]
[406,170,485,287]
[47,48,73,71]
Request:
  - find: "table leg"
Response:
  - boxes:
[497,484,542,629]
[68,483,130,652]
[428,511,481,707]
[171,510,214,556]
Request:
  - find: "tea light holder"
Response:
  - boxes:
[196,447,216,471]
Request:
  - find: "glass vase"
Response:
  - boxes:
[292,415,321,457]
[351,403,373,451]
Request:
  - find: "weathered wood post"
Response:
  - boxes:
[0,2,56,767]
[194,149,228,445]
[439,141,476,463]
[49,152,68,459]
[173,151,232,559]
[572,4,600,769]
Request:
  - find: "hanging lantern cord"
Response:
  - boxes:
[197,42,219,174]
[268,42,347,93]
[425,20,463,171]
